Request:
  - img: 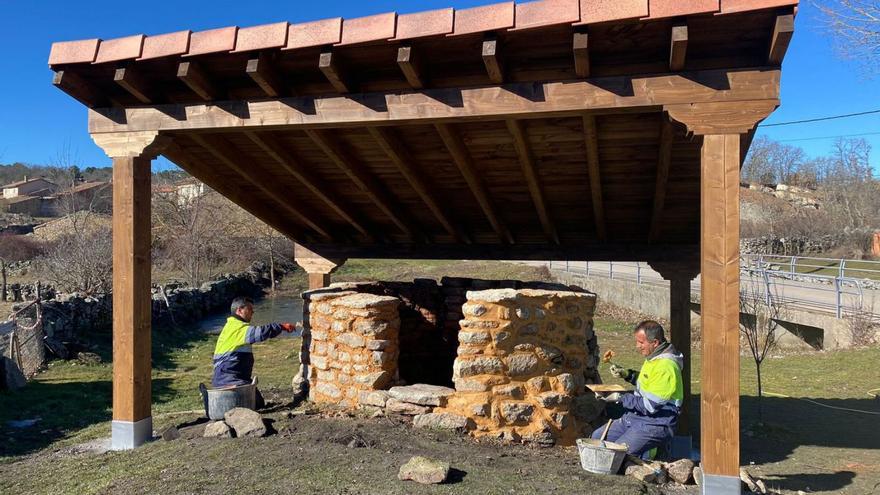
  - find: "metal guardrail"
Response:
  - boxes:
[549,255,880,321]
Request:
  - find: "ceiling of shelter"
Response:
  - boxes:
[48,0,797,261]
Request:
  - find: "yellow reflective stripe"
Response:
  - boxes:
[213,317,250,355]
[636,357,683,402]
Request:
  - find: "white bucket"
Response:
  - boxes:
[576,438,628,475]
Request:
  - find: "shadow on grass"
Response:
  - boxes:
[0,378,173,458]
[687,394,880,493]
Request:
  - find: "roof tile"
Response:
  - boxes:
[512,0,580,30]
[139,31,191,60]
[394,8,454,40]
[576,0,648,24]
[233,22,289,52]
[647,0,720,19]
[285,18,343,49]
[451,2,515,36]
[338,12,397,46]
[719,0,797,14]
[186,26,238,56]
[93,35,144,64]
[48,39,101,65]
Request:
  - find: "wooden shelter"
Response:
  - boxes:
[49,1,797,492]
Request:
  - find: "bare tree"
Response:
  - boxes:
[822,138,878,232]
[238,221,293,294]
[816,0,880,76]
[739,276,784,421]
[0,235,43,300]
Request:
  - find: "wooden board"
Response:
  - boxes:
[587,384,629,393]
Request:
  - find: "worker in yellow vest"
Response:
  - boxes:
[592,320,684,460]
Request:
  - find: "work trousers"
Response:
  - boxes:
[590,414,673,460]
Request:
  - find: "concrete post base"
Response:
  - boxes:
[111,417,152,450]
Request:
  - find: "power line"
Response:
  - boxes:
[777,131,880,143]
[759,108,880,127]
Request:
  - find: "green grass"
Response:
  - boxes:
[333,259,553,284]
[760,256,880,281]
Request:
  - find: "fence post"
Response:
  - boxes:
[636,262,642,284]
[586,261,591,276]
[610,261,614,280]
[790,256,797,275]
[762,268,773,306]
[839,259,846,279]
[835,277,842,318]
[566,260,570,272]
[549,260,553,270]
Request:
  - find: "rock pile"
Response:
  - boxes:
[202,407,267,439]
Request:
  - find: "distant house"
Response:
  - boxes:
[41,181,112,216]
[1,177,57,199]
[176,178,207,205]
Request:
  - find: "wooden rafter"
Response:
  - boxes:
[649,116,674,242]
[114,67,154,104]
[162,142,306,241]
[246,52,286,97]
[670,22,688,71]
[177,61,218,101]
[768,14,794,65]
[89,69,782,133]
[188,134,333,240]
[367,127,468,243]
[53,70,107,108]
[304,129,417,239]
[481,34,504,84]
[319,49,350,93]
[434,123,513,244]
[397,46,424,89]
[505,120,559,244]
[573,30,590,78]
[582,115,607,241]
[244,131,373,240]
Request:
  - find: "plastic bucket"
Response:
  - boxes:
[203,377,258,420]
[576,438,628,475]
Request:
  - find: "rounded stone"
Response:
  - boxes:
[521,323,539,335]
[506,353,540,376]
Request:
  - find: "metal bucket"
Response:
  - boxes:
[576,438,628,475]
[202,377,258,420]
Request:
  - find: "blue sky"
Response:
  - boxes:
[0,0,877,172]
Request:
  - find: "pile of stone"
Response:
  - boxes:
[202,407,267,439]
[359,384,471,428]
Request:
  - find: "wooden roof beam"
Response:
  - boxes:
[177,61,219,101]
[670,22,688,72]
[435,123,514,244]
[506,120,559,244]
[246,52,286,98]
[482,34,504,84]
[367,127,469,243]
[162,142,306,241]
[53,70,107,108]
[397,46,425,89]
[304,129,419,240]
[319,48,351,93]
[573,29,590,78]
[768,14,794,65]
[649,115,674,242]
[245,131,374,241]
[582,115,607,242]
[114,66,154,104]
[189,134,334,241]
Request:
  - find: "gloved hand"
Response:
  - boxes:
[609,364,628,379]
[281,322,296,333]
[598,392,622,403]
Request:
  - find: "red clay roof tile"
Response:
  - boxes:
[233,22,289,52]
[48,39,101,65]
[93,34,144,64]
[139,31,191,60]
[284,18,343,50]
[648,0,720,19]
[338,12,397,46]
[451,2,515,36]
[186,26,238,56]
[394,8,454,40]
[512,0,581,30]
[719,0,797,14]
[576,0,648,24]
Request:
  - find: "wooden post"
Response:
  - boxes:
[292,244,345,398]
[92,131,165,450]
[699,133,741,492]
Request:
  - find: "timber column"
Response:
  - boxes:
[292,244,345,398]
[666,100,777,494]
[650,262,699,458]
[92,131,166,450]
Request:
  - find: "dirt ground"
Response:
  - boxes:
[0,388,668,495]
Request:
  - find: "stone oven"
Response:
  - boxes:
[298,278,604,446]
